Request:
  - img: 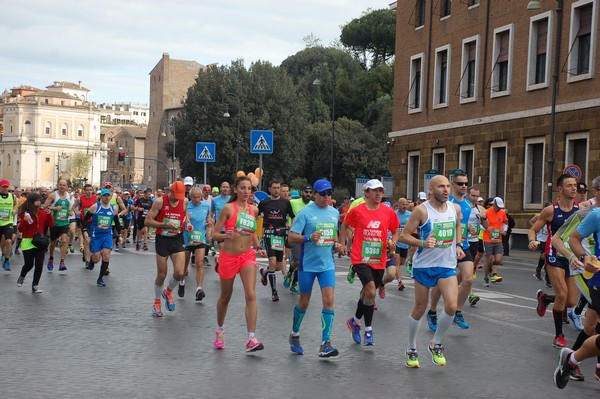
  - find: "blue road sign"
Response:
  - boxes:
[250,130,273,154]
[196,142,216,163]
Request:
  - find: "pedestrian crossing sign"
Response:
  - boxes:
[250,130,273,154]
[196,142,216,163]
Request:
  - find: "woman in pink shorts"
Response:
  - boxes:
[212,176,267,352]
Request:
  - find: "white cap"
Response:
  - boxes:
[364,179,384,191]
[477,197,484,202]
[493,197,505,208]
[183,176,194,186]
[418,192,427,201]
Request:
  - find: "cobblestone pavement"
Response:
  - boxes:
[1,244,598,398]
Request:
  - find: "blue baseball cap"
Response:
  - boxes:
[291,190,300,198]
[313,179,332,193]
[101,189,111,196]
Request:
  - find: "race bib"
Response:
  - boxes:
[188,230,205,246]
[142,209,149,217]
[235,212,256,235]
[96,215,112,230]
[270,235,285,251]
[490,229,501,240]
[461,223,467,241]
[161,218,181,236]
[0,209,10,221]
[433,221,455,248]
[468,222,480,238]
[361,241,383,264]
[57,209,68,221]
[316,222,337,246]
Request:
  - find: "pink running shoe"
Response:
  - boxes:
[245,336,264,352]
[214,329,225,349]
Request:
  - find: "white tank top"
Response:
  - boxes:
[413,201,458,269]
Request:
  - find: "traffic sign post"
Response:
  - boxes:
[563,164,582,181]
[250,130,273,191]
[196,142,216,184]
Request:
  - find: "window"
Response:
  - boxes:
[489,142,507,199]
[407,151,420,202]
[7,154,11,167]
[432,148,446,176]
[415,0,426,28]
[45,122,51,135]
[61,123,68,136]
[408,53,424,113]
[468,0,480,7]
[567,0,597,82]
[565,133,589,182]
[441,0,451,18]
[524,138,545,208]
[491,24,514,97]
[44,99,49,104]
[527,12,552,90]
[459,36,480,103]
[459,145,474,180]
[45,157,50,163]
[434,45,451,108]
[77,124,84,137]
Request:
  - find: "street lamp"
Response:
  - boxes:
[313,66,336,184]
[160,117,176,185]
[223,92,242,174]
[528,0,563,203]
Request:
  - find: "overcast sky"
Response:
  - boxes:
[1,0,383,104]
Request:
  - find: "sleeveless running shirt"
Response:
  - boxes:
[224,202,257,236]
[0,194,14,227]
[52,193,72,227]
[413,201,458,270]
[545,201,579,257]
[155,194,186,237]
[449,194,471,250]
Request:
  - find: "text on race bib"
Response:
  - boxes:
[490,229,501,240]
[361,241,383,264]
[316,222,337,246]
[188,230,205,245]
[270,235,285,251]
[236,212,256,235]
[468,222,480,238]
[0,209,10,221]
[161,218,181,236]
[434,221,455,248]
[96,215,112,230]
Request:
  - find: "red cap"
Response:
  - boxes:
[202,184,211,191]
[170,181,186,201]
[0,179,9,187]
[103,181,113,188]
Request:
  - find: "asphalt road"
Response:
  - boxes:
[1,242,598,399]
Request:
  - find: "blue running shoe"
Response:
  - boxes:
[162,288,175,311]
[452,311,469,329]
[47,258,54,271]
[319,341,339,358]
[97,279,106,287]
[3,258,10,271]
[152,300,163,317]
[363,330,374,346]
[290,283,299,294]
[427,311,438,331]
[568,309,584,332]
[88,261,94,271]
[283,273,291,289]
[289,334,303,355]
[346,317,362,344]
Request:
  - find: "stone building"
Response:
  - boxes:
[98,102,149,126]
[389,0,599,245]
[102,125,146,188]
[145,53,214,189]
[0,82,106,188]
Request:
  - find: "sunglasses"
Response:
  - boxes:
[8,190,14,193]
[317,190,333,196]
[454,182,469,186]
[303,190,313,194]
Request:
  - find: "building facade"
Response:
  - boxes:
[99,102,149,126]
[103,125,146,189]
[0,83,106,188]
[145,53,212,189]
[390,0,599,243]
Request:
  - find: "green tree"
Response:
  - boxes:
[340,8,396,69]
[70,151,91,184]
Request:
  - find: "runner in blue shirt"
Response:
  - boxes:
[287,179,341,357]
[210,182,231,270]
[180,187,212,301]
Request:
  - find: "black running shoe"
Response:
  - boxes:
[195,288,205,301]
[178,283,185,298]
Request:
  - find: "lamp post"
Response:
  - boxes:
[313,66,336,184]
[160,117,176,185]
[528,0,563,203]
[223,92,242,174]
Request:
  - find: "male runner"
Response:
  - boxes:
[399,175,464,367]
[466,186,486,306]
[286,184,314,293]
[83,189,121,286]
[287,179,340,357]
[135,189,153,251]
[482,197,507,285]
[210,181,231,265]
[0,179,18,270]
[45,180,74,271]
[528,174,579,348]
[258,179,295,302]
[75,184,97,269]
[339,179,399,346]
[146,181,189,317]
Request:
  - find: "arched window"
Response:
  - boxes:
[61,123,68,136]
[45,122,52,135]
[23,120,32,135]
[77,124,84,137]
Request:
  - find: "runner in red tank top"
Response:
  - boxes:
[145,181,190,317]
[75,184,97,269]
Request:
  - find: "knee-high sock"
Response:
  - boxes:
[292,305,306,334]
[355,299,365,320]
[321,309,334,342]
[268,272,276,291]
[407,315,421,351]
[363,304,374,328]
[574,295,588,315]
[99,261,109,280]
[154,284,162,300]
[433,311,453,345]
[552,309,564,337]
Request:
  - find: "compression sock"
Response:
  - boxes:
[407,315,421,351]
[292,305,306,335]
[268,272,276,292]
[553,309,564,337]
[99,261,109,280]
[572,330,590,351]
[321,309,334,342]
[355,299,365,320]
[574,295,588,315]
[433,311,453,344]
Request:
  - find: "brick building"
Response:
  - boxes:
[145,53,214,189]
[389,0,599,244]
[102,125,146,188]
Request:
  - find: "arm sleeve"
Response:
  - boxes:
[576,210,599,238]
